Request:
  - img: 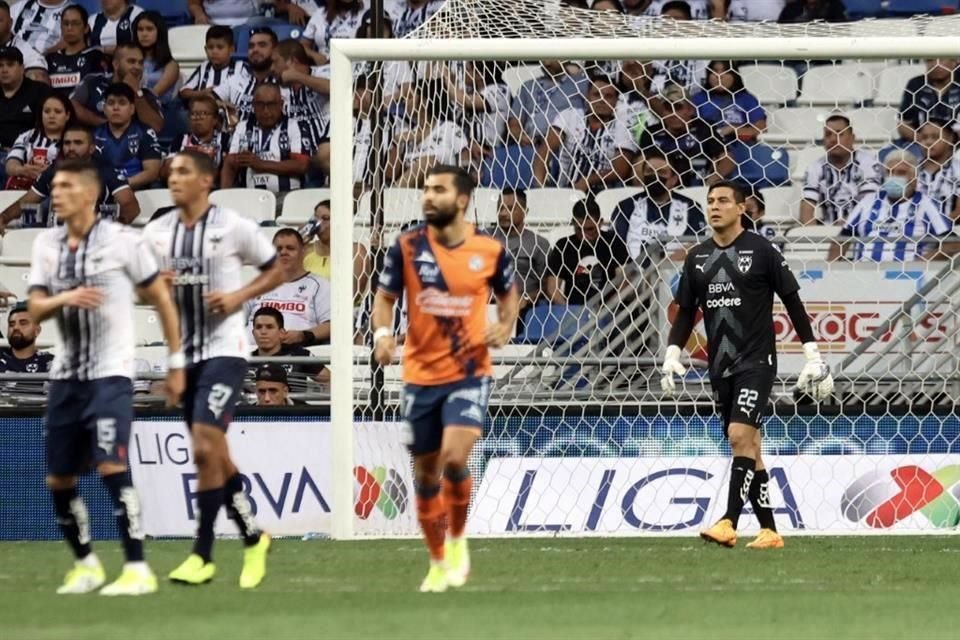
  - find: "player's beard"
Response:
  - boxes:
[424,204,458,229]
[8,333,34,351]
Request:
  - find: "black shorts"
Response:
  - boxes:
[402,376,491,456]
[182,357,247,430]
[712,367,775,434]
[46,377,134,476]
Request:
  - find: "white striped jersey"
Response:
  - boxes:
[228,117,308,192]
[201,0,257,27]
[2,33,47,71]
[213,69,271,123]
[643,0,711,18]
[388,0,444,38]
[302,7,365,55]
[7,128,59,165]
[285,66,330,152]
[802,149,881,224]
[181,59,249,94]
[244,273,331,334]
[27,220,159,381]
[840,191,953,262]
[142,206,278,365]
[551,107,638,188]
[88,4,143,49]
[10,0,69,53]
[917,155,960,217]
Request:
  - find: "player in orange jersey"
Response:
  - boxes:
[372,164,519,593]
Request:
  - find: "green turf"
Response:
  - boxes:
[1,537,958,639]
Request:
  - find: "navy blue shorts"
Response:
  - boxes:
[402,377,491,456]
[182,357,247,430]
[46,377,134,476]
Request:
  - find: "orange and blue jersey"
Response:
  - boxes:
[378,224,516,386]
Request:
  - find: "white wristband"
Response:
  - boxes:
[373,327,393,345]
[167,352,186,370]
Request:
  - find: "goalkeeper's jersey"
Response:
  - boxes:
[673,230,799,380]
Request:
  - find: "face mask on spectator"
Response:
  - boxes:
[882,176,908,199]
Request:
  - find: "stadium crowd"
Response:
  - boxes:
[0,0,958,395]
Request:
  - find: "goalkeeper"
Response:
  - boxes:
[660,181,833,550]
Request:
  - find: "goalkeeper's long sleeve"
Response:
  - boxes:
[667,305,697,349]
[781,292,816,344]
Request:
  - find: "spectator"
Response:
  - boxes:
[438,61,510,171]
[70,41,163,132]
[132,12,179,105]
[46,5,109,96]
[693,61,766,143]
[727,0,786,21]
[92,82,161,189]
[302,199,371,303]
[388,0,443,39]
[828,150,952,262]
[0,123,139,228]
[644,83,732,186]
[507,59,590,147]
[245,228,331,345]
[650,2,707,95]
[615,59,659,149]
[179,25,246,103]
[300,0,365,65]
[273,39,330,156]
[222,83,309,192]
[254,364,295,406]
[214,25,277,124]
[0,4,45,81]
[4,91,70,189]
[0,302,53,395]
[545,196,630,305]
[777,0,847,22]
[611,151,706,261]
[898,59,960,144]
[189,0,258,26]
[389,78,467,187]
[535,74,638,190]
[163,95,231,185]
[348,73,382,191]
[916,119,960,220]
[0,46,49,150]
[638,0,713,18]
[592,0,623,11]
[800,112,881,225]
[249,307,325,385]
[352,10,411,106]
[88,0,143,53]
[487,188,551,315]
[742,188,781,245]
[9,0,71,54]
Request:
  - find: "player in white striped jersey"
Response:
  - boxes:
[27,158,185,596]
[828,150,953,262]
[142,149,284,589]
[916,119,960,220]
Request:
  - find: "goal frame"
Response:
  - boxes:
[327,35,960,540]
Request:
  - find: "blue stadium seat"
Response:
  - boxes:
[480,144,536,190]
[232,22,305,59]
[516,305,593,345]
[886,0,958,14]
[842,0,883,18]
[727,141,790,190]
[75,0,100,16]
[139,0,190,25]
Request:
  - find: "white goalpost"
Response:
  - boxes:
[327,6,960,540]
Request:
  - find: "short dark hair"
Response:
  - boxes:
[275,39,311,66]
[114,41,142,56]
[104,82,136,103]
[253,306,285,329]
[62,4,89,23]
[661,0,691,18]
[63,123,93,140]
[825,113,852,129]
[572,195,601,219]
[176,148,216,178]
[0,1,9,14]
[206,24,234,46]
[55,158,101,185]
[248,25,278,45]
[747,188,765,211]
[273,227,304,246]
[254,82,281,98]
[315,199,330,210]
[500,187,527,207]
[425,164,475,196]
[707,180,747,204]
[188,94,219,116]
[8,301,29,322]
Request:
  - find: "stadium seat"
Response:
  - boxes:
[841,0,883,18]
[790,146,825,181]
[847,107,898,144]
[356,189,422,227]
[169,26,210,65]
[763,107,823,145]
[480,144,537,190]
[134,307,165,346]
[0,265,31,299]
[874,64,924,106]
[279,188,330,226]
[0,228,43,261]
[139,0,190,25]
[471,187,500,228]
[0,190,25,215]
[887,0,959,14]
[74,0,99,15]
[134,189,175,226]
[797,64,874,106]
[516,304,593,345]
[728,142,790,189]
[210,188,277,223]
[739,64,799,106]
[524,188,585,226]
[233,23,304,59]
[676,186,708,208]
[759,186,801,225]
[502,64,543,97]
[784,224,842,260]
[593,187,642,221]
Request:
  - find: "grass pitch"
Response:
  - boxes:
[1,537,957,639]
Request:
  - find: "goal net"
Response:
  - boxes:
[326,3,960,539]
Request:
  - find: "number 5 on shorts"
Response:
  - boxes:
[97,418,117,455]
[207,383,233,419]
